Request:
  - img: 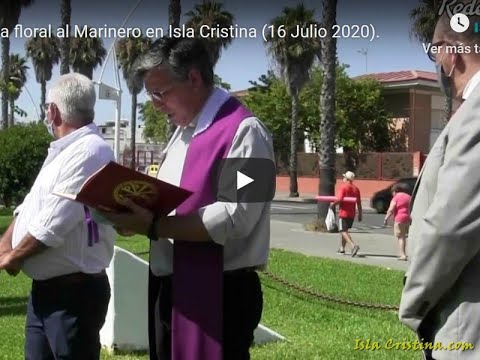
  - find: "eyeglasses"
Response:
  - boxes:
[146,86,174,102]
[43,102,51,111]
[427,41,446,62]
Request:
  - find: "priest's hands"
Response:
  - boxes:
[101,199,154,236]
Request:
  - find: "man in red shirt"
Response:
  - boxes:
[330,171,362,257]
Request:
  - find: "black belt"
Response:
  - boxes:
[33,270,107,286]
[154,267,258,279]
[224,267,258,275]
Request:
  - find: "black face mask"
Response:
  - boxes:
[436,63,452,99]
[436,62,454,121]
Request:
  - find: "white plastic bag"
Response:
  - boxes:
[325,208,337,232]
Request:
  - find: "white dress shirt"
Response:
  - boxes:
[12,123,116,280]
[150,88,274,276]
[462,69,480,100]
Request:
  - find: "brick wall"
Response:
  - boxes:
[409,91,432,153]
[277,152,419,180]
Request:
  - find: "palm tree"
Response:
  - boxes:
[166,0,182,141]
[266,4,319,197]
[410,0,451,123]
[185,0,235,67]
[69,32,107,79]
[116,36,152,170]
[410,0,438,44]
[169,0,181,28]
[0,0,34,129]
[8,54,29,126]
[25,36,60,120]
[317,0,338,221]
[60,0,71,75]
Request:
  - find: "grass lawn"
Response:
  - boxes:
[0,215,418,359]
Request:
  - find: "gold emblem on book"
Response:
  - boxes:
[113,181,157,204]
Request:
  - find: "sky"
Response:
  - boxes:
[8,0,434,124]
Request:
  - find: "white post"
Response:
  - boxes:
[112,45,123,163]
[96,81,121,160]
[98,0,144,83]
[100,247,285,352]
[114,97,121,162]
[96,0,142,163]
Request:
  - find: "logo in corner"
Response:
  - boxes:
[438,0,480,18]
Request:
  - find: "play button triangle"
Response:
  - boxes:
[237,171,254,190]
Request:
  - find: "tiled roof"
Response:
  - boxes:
[230,89,249,98]
[354,70,437,83]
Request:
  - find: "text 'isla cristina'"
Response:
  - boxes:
[1,24,258,39]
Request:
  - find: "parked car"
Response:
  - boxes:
[370,177,417,213]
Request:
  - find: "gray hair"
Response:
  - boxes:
[131,37,214,90]
[47,73,96,125]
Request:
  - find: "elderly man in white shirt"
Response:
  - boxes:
[0,73,115,360]
[103,37,275,360]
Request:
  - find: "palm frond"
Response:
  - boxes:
[185,0,235,66]
[410,0,437,43]
[69,28,107,79]
[25,36,60,83]
[115,36,152,94]
[265,4,318,95]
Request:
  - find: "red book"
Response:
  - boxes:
[53,161,192,215]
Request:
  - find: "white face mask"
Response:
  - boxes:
[43,116,54,137]
[43,102,56,137]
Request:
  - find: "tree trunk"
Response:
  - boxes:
[60,0,71,75]
[130,94,137,170]
[168,0,181,28]
[289,91,299,197]
[40,80,47,121]
[9,98,14,127]
[1,37,10,129]
[317,0,338,221]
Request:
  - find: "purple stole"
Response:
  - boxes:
[172,97,252,360]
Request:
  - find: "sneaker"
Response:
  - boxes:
[337,248,345,255]
[351,245,360,257]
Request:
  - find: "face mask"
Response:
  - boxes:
[436,63,453,99]
[436,62,454,121]
[43,117,54,137]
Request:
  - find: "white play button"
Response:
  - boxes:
[217,158,275,202]
[237,171,254,190]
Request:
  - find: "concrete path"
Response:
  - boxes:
[270,219,408,272]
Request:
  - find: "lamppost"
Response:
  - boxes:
[96,0,144,162]
[357,48,368,73]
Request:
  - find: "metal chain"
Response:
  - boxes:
[260,270,399,312]
[134,251,149,256]
[132,250,399,311]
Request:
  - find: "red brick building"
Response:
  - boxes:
[355,70,446,154]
